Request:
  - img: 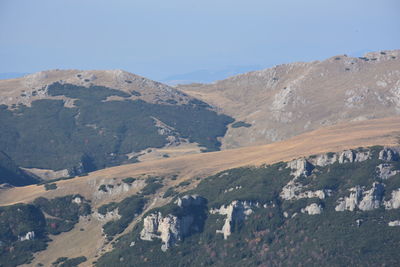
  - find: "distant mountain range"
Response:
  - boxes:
[161,65,263,85]
[0,72,29,80]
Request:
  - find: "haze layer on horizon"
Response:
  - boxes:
[0,0,399,80]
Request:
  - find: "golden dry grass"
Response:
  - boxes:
[7,115,400,266]
[2,115,400,207]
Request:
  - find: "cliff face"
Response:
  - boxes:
[140,195,207,251]
[179,50,400,149]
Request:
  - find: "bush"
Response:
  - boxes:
[231,121,252,128]
[122,177,136,185]
[100,196,146,237]
[163,188,178,198]
[44,183,57,191]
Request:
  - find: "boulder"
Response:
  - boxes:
[18,231,35,241]
[388,220,400,226]
[384,189,400,209]
[301,203,322,215]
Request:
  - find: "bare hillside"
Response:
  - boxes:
[0,69,192,107]
[179,50,400,149]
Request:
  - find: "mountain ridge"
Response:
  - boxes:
[179,49,400,149]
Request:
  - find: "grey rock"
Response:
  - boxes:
[379,148,398,161]
[301,203,322,215]
[376,163,398,179]
[210,201,254,239]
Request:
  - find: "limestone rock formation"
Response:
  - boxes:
[140,212,182,251]
[287,158,314,178]
[379,147,399,161]
[376,163,398,179]
[210,201,255,239]
[388,220,400,226]
[18,231,35,241]
[301,203,322,215]
[140,195,206,251]
[335,183,385,211]
[384,189,400,209]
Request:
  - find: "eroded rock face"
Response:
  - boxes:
[287,149,371,179]
[376,164,398,179]
[310,153,338,167]
[287,158,314,178]
[140,212,181,251]
[140,195,206,251]
[18,231,35,241]
[335,183,385,211]
[384,189,400,209]
[94,210,121,222]
[338,150,356,164]
[379,148,398,161]
[175,194,204,208]
[280,180,331,201]
[301,203,322,215]
[210,201,255,240]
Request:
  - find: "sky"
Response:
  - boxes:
[0,0,399,81]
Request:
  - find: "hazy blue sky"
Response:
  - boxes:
[0,0,399,80]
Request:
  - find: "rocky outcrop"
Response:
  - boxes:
[379,147,398,161]
[287,158,314,178]
[301,203,322,215]
[335,183,385,211]
[175,194,204,208]
[210,201,255,239]
[140,212,182,251]
[93,179,138,200]
[287,149,372,179]
[310,153,338,167]
[384,189,400,209]
[18,231,35,241]
[72,196,82,204]
[140,195,206,251]
[388,220,400,226]
[94,210,121,222]
[338,150,370,164]
[376,163,398,179]
[280,180,332,201]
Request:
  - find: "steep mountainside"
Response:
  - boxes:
[0,116,399,266]
[97,146,400,266]
[0,151,39,186]
[0,70,233,182]
[179,50,400,149]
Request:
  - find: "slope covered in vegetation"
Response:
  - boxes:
[97,146,400,266]
[0,82,233,177]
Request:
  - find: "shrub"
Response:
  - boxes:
[231,121,252,128]
[44,183,57,191]
[122,177,136,185]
